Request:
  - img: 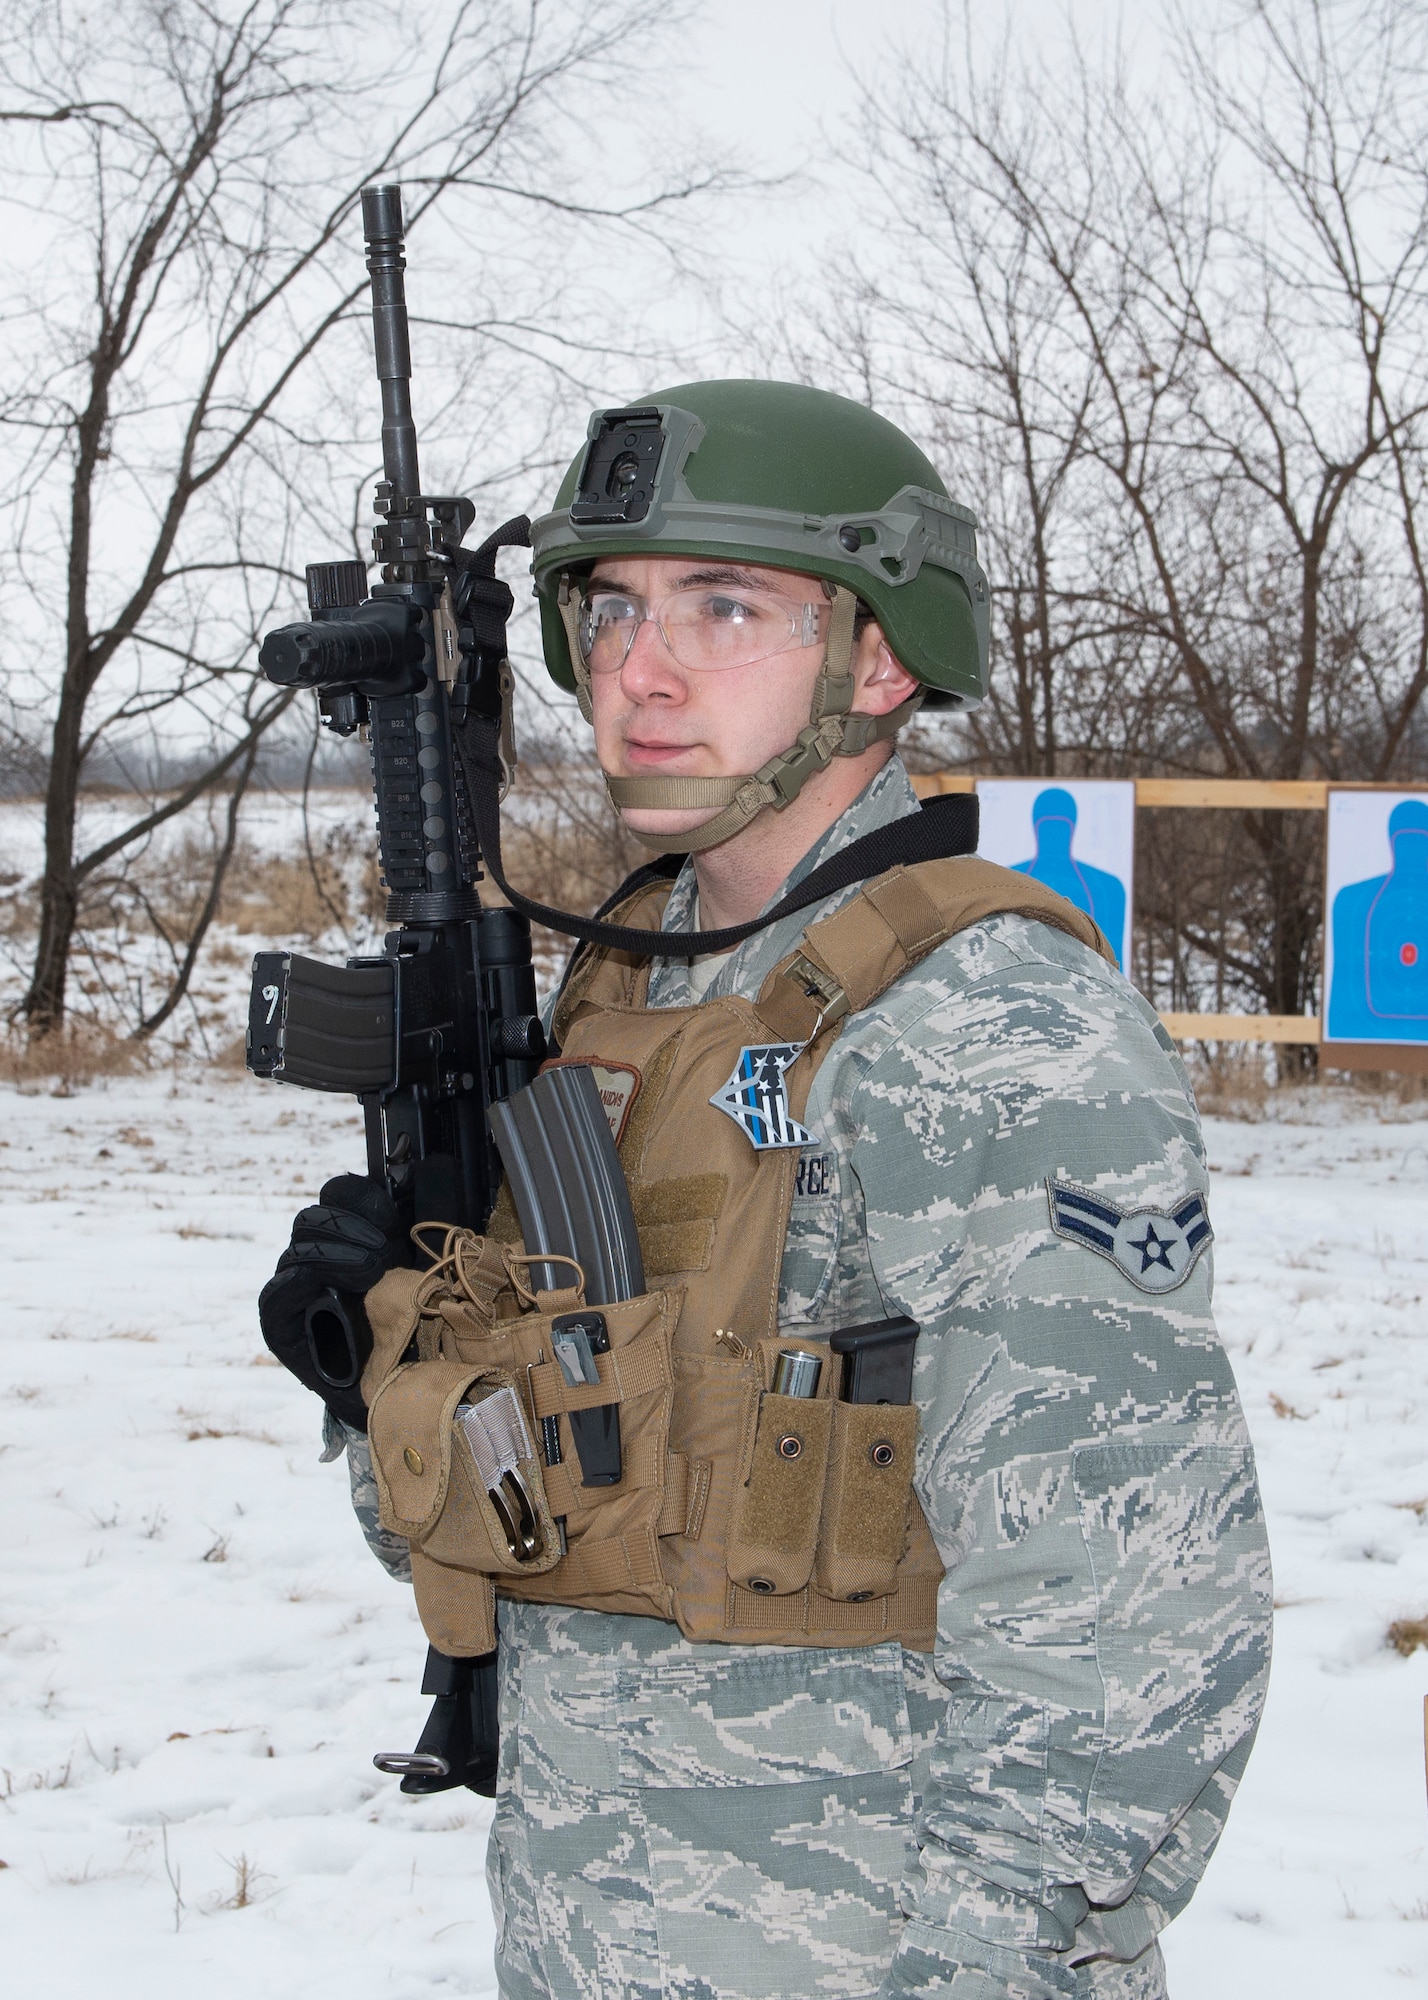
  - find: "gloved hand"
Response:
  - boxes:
[258,1174,410,1430]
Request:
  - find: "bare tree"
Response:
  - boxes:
[780,0,1428,1044]
[0,0,724,1036]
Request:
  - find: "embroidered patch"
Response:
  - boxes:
[543,1058,641,1146]
[794,1152,832,1198]
[1046,1177,1213,1294]
[709,1044,812,1151]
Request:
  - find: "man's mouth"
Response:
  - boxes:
[623,737,703,767]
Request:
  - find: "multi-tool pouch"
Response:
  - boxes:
[725,1386,835,1597]
[813,1400,920,1602]
[368,1359,561,1580]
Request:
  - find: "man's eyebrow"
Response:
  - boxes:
[588,563,792,594]
[670,565,784,592]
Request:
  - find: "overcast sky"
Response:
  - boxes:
[679,0,1175,232]
[573,0,1196,388]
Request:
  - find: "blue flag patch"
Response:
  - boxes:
[710,1044,812,1151]
[1046,1177,1213,1293]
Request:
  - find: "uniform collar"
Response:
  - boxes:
[648,759,921,1009]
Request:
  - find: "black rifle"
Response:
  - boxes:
[246,184,542,1798]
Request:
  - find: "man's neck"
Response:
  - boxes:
[690,746,894,933]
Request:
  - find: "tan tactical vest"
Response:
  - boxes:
[360,856,1113,1661]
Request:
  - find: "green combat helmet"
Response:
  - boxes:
[529,379,989,853]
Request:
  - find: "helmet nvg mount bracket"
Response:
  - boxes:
[530,380,990,854]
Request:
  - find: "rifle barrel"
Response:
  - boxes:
[361,184,421,502]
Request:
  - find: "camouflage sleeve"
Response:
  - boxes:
[846,927,1272,1997]
[321,1408,413,1584]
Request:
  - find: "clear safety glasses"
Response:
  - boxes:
[575,583,830,677]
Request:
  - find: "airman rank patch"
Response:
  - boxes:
[710,1043,812,1151]
[1046,1177,1213,1293]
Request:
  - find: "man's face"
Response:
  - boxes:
[584,554,911,839]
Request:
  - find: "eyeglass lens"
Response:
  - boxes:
[580,587,826,674]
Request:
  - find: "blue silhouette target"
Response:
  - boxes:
[1325,794,1428,1043]
[977,781,1135,971]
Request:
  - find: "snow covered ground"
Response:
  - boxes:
[2,1068,1426,1997]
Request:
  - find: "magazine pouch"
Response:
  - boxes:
[813,1400,921,1602]
[725,1350,835,1597]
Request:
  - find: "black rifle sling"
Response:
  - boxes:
[455,716,979,958]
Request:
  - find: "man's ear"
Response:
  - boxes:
[852,620,919,715]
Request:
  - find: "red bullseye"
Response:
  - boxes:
[1402,942,1420,966]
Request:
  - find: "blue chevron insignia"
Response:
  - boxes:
[1046,1177,1213,1294]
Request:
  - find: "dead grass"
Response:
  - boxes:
[208,1850,272,1912]
[499,776,645,916]
[1387,1616,1428,1657]
[1,1753,75,1795]
[220,834,383,938]
[1187,1046,1428,1121]
[1322,1067,1428,1108]
[493,768,645,984]
[1186,1049,1277,1120]
[1,1019,147,1093]
[186,1422,278,1445]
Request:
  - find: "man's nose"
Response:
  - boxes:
[619,615,687,697]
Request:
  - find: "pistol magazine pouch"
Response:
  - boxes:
[815,1400,921,1602]
[726,1388,834,1596]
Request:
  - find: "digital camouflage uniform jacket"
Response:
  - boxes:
[334,758,1272,1999]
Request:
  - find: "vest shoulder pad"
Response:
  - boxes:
[753,855,1115,1040]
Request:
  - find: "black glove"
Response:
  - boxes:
[258,1174,410,1430]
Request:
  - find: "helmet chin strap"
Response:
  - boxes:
[558,581,923,856]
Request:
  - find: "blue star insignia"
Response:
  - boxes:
[1127,1221,1177,1275]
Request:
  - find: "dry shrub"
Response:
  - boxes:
[1184,1048,1277,1121]
[498,796,643,915]
[489,758,646,984]
[1318,1064,1428,1110]
[221,846,377,938]
[1387,1616,1428,1657]
[1184,1044,1428,1122]
[215,819,380,939]
[0,869,34,943]
[220,771,636,956]
[1,1019,147,1093]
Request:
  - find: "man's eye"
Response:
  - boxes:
[590,595,638,625]
[703,594,758,624]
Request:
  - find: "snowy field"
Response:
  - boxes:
[2,1068,1427,1997]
